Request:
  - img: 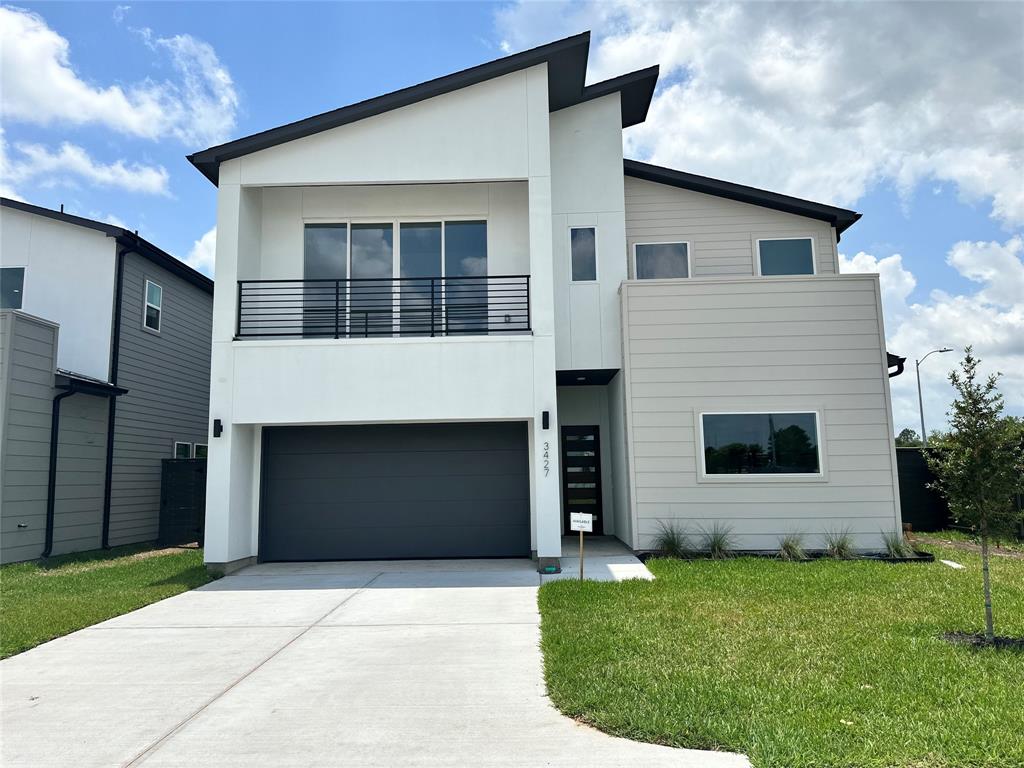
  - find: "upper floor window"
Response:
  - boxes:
[700,411,822,477]
[757,237,815,276]
[634,242,690,279]
[1,267,25,309]
[144,280,163,332]
[570,227,597,282]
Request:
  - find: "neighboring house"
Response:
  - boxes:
[189,32,902,573]
[0,199,213,563]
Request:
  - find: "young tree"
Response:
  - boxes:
[925,348,1024,643]
[895,427,922,447]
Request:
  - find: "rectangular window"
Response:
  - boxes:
[701,412,821,476]
[634,242,689,279]
[444,220,488,332]
[757,238,815,276]
[400,222,442,336]
[193,444,208,459]
[303,224,348,337]
[350,223,394,336]
[570,227,597,282]
[173,441,192,459]
[1,267,25,309]
[144,280,162,331]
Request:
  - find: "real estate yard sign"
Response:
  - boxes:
[570,513,593,580]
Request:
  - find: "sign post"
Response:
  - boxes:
[569,512,593,580]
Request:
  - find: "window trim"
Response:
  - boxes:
[632,240,692,280]
[143,279,163,333]
[695,409,827,483]
[173,441,192,459]
[568,225,598,283]
[755,236,817,277]
[193,443,208,459]
[1,266,26,310]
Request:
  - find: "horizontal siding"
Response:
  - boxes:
[621,275,900,551]
[1,313,108,562]
[624,176,838,277]
[109,253,212,546]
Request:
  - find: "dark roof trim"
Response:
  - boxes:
[189,31,659,185]
[1,197,213,294]
[555,65,659,128]
[887,352,906,378]
[55,370,129,397]
[623,159,862,238]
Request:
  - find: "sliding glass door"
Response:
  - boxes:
[400,223,442,336]
[350,224,394,336]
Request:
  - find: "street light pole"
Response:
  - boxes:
[915,347,954,447]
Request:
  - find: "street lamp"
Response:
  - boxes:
[916,347,954,447]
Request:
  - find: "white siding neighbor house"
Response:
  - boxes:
[0,200,213,563]
[190,32,903,574]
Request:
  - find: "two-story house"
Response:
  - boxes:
[189,32,902,574]
[0,199,213,563]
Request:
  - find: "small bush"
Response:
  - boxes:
[778,533,807,561]
[823,528,856,559]
[652,521,691,558]
[882,530,913,558]
[700,522,736,559]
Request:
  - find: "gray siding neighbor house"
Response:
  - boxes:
[0,198,213,563]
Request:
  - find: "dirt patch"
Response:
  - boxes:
[912,534,1024,560]
[944,631,1024,651]
[38,544,199,576]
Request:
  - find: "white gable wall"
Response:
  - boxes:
[232,68,536,187]
[0,206,115,380]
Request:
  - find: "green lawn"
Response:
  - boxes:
[539,543,1024,768]
[1,544,216,658]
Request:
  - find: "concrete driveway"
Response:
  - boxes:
[1,551,749,767]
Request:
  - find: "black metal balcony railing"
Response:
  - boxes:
[236,275,531,339]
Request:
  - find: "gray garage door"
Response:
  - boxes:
[259,422,530,561]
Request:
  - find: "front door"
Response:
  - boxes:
[560,425,602,534]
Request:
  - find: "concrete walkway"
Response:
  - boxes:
[1,549,749,767]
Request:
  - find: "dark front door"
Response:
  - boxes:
[561,425,602,534]
[259,422,530,561]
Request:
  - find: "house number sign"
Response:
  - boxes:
[543,442,550,476]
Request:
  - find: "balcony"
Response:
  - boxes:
[236,275,531,340]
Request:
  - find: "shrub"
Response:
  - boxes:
[823,528,855,559]
[652,521,691,558]
[778,532,807,561]
[700,522,736,559]
[882,530,913,558]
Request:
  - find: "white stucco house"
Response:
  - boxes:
[190,32,903,574]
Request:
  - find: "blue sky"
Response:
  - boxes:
[2,2,1021,431]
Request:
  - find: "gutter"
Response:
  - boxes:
[43,374,128,559]
[101,246,128,549]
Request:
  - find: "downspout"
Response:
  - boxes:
[43,389,76,558]
[101,245,129,549]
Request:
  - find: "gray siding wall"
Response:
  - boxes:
[108,253,212,546]
[1,312,108,563]
[624,176,838,277]
[620,275,901,551]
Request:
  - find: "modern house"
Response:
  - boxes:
[0,199,213,563]
[189,32,902,574]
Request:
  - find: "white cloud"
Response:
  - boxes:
[495,1,1024,227]
[3,139,169,195]
[840,240,1024,434]
[0,6,237,147]
[184,227,216,276]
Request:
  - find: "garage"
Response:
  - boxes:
[258,422,530,561]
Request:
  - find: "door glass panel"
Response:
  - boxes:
[444,221,487,333]
[351,224,394,336]
[304,224,347,337]
[400,222,442,336]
